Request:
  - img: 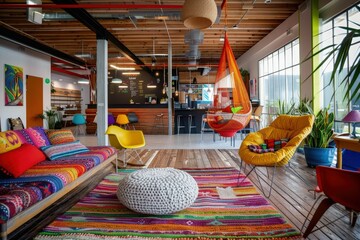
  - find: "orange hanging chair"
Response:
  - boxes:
[207,33,252,137]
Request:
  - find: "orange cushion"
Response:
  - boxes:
[0,144,46,178]
[47,129,76,145]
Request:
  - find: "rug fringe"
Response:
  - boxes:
[36,233,304,240]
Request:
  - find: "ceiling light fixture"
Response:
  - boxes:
[111,78,122,84]
[77,79,89,84]
[110,65,135,70]
[181,0,218,29]
[147,84,157,88]
[188,70,193,94]
[122,72,140,75]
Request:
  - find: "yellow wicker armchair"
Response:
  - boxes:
[238,114,314,197]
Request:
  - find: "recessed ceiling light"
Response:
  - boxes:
[122,72,140,75]
[110,65,136,70]
[78,80,89,84]
[111,78,122,84]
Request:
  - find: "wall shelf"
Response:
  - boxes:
[51,87,82,117]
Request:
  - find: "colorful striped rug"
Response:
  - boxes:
[35,168,302,239]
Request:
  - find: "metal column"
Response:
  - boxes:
[96,38,108,146]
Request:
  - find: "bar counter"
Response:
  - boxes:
[86,104,208,135]
[85,104,171,135]
[174,108,207,134]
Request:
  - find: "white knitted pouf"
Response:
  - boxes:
[117,168,198,215]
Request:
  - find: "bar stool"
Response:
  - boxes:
[177,115,186,134]
[201,114,215,141]
[154,113,164,134]
[188,115,196,135]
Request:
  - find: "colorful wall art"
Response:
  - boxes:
[5,64,23,106]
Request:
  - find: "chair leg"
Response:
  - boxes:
[237,164,256,186]
[303,198,335,238]
[238,164,277,198]
[123,149,127,168]
[115,155,118,173]
[350,211,358,227]
[134,150,143,164]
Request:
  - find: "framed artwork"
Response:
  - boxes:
[4,64,23,106]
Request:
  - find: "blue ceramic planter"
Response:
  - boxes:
[304,146,335,168]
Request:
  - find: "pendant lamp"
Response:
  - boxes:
[181,0,218,29]
[188,70,193,94]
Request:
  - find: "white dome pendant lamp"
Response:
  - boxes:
[181,0,218,29]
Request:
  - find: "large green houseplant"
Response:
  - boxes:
[309,22,360,104]
[304,107,335,167]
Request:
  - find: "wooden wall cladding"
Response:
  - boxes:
[85,108,174,135]
[179,71,216,84]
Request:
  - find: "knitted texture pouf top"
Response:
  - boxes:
[117,168,199,215]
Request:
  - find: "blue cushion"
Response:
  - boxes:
[40,140,89,160]
[342,150,360,171]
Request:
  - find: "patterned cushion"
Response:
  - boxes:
[25,127,51,148]
[40,141,89,161]
[12,129,34,145]
[47,129,75,145]
[0,131,22,154]
[0,144,46,178]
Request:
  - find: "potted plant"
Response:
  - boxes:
[38,109,58,129]
[307,23,360,105]
[304,107,335,167]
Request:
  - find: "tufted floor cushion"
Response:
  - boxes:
[117,168,198,215]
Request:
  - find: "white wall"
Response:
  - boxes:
[51,72,90,114]
[0,39,51,131]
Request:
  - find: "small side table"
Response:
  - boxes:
[333,135,360,169]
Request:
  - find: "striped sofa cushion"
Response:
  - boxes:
[40,140,89,161]
[46,129,75,145]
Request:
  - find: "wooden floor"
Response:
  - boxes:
[124,149,360,240]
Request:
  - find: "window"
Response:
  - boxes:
[319,3,360,133]
[259,39,300,116]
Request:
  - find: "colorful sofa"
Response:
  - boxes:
[0,127,117,239]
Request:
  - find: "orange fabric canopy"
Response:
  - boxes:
[213,32,250,113]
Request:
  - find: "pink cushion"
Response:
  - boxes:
[25,127,51,148]
[0,144,46,178]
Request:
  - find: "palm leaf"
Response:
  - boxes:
[306,23,360,104]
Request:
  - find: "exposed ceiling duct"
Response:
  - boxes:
[184,29,203,68]
[184,29,204,45]
[43,11,181,21]
[185,44,201,59]
[201,67,211,76]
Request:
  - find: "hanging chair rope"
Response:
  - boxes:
[207,31,252,137]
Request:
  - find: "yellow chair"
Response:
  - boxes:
[105,125,146,170]
[116,114,130,129]
[238,114,314,197]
